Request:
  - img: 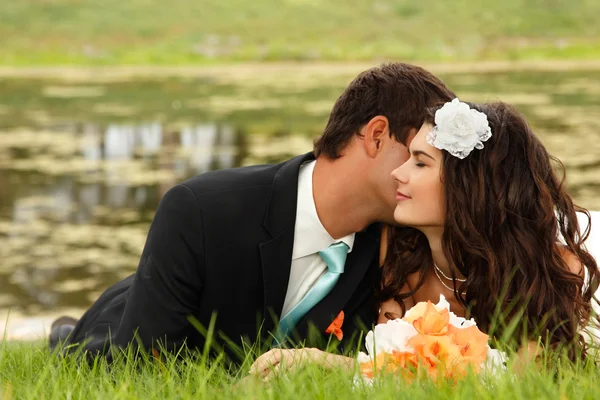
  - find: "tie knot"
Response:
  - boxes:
[318,242,349,274]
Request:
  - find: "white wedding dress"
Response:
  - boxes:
[577,211,600,344]
[578,211,600,261]
[577,211,599,289]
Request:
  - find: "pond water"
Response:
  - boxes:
[1,66,599,328]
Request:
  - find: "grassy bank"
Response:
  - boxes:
[0,343,598,399]
[1,0,600,65]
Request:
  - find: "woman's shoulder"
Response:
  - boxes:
[557,245,585,277]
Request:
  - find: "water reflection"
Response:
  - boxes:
[0,121,253,314]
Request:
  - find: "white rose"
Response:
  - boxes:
[428,98,492,159]
[364,318,417,359]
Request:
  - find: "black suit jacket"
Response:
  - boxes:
[67,153,381,360]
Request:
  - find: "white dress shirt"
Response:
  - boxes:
[280,160,355,318]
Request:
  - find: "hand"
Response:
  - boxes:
[249,348,323,380]
[249,348,355,380]
[512,340,543,374]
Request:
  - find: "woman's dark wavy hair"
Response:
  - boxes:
[380,101,600,359]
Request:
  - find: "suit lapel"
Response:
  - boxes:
[260,152,315,334]
[260,231,294,333]
[293,224,380,338]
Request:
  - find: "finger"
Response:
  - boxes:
[249,354,263,375]
[267,351,296,377]
[250,349,283,377]
[262,350,284,375]
[264,360,291,382]
[263,364,280,382]
[263,351,303,382]
[249,349,275,374]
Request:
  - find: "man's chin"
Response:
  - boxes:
[379,211,399,226]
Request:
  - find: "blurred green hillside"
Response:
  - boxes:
[1,0,599,65]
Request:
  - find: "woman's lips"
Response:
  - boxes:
[396,191,411,201]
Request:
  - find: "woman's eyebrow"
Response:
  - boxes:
[411,149,436,161]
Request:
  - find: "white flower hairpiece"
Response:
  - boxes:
[427,98,492,159]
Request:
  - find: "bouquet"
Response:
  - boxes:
[357,295,506,382]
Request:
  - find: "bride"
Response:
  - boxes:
[250,99,600,377]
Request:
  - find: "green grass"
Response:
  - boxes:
[0,342,599,399]
[1,0,600,65]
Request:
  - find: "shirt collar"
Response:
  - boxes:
[292,160,355,260]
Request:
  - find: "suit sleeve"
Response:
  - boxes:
[112,183,205,352]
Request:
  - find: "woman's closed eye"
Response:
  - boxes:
[410,149,436,167]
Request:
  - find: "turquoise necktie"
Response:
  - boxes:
[276,241,350,343]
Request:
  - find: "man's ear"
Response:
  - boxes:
[362,115,390,158]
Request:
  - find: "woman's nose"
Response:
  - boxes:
[391,162,408,184]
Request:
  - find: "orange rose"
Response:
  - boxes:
[390,350,418,368]
[359,352,417,380]
[359,353,389,379]
[448,356,482,378]
[402,301,431,323]
[408,334,462,369]
[359,358,377,379]
[407,301,450,336]
[448,325,489,362]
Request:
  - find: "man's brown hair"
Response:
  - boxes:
[314,63,455,158]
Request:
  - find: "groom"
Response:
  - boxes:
[52,63,454,360]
